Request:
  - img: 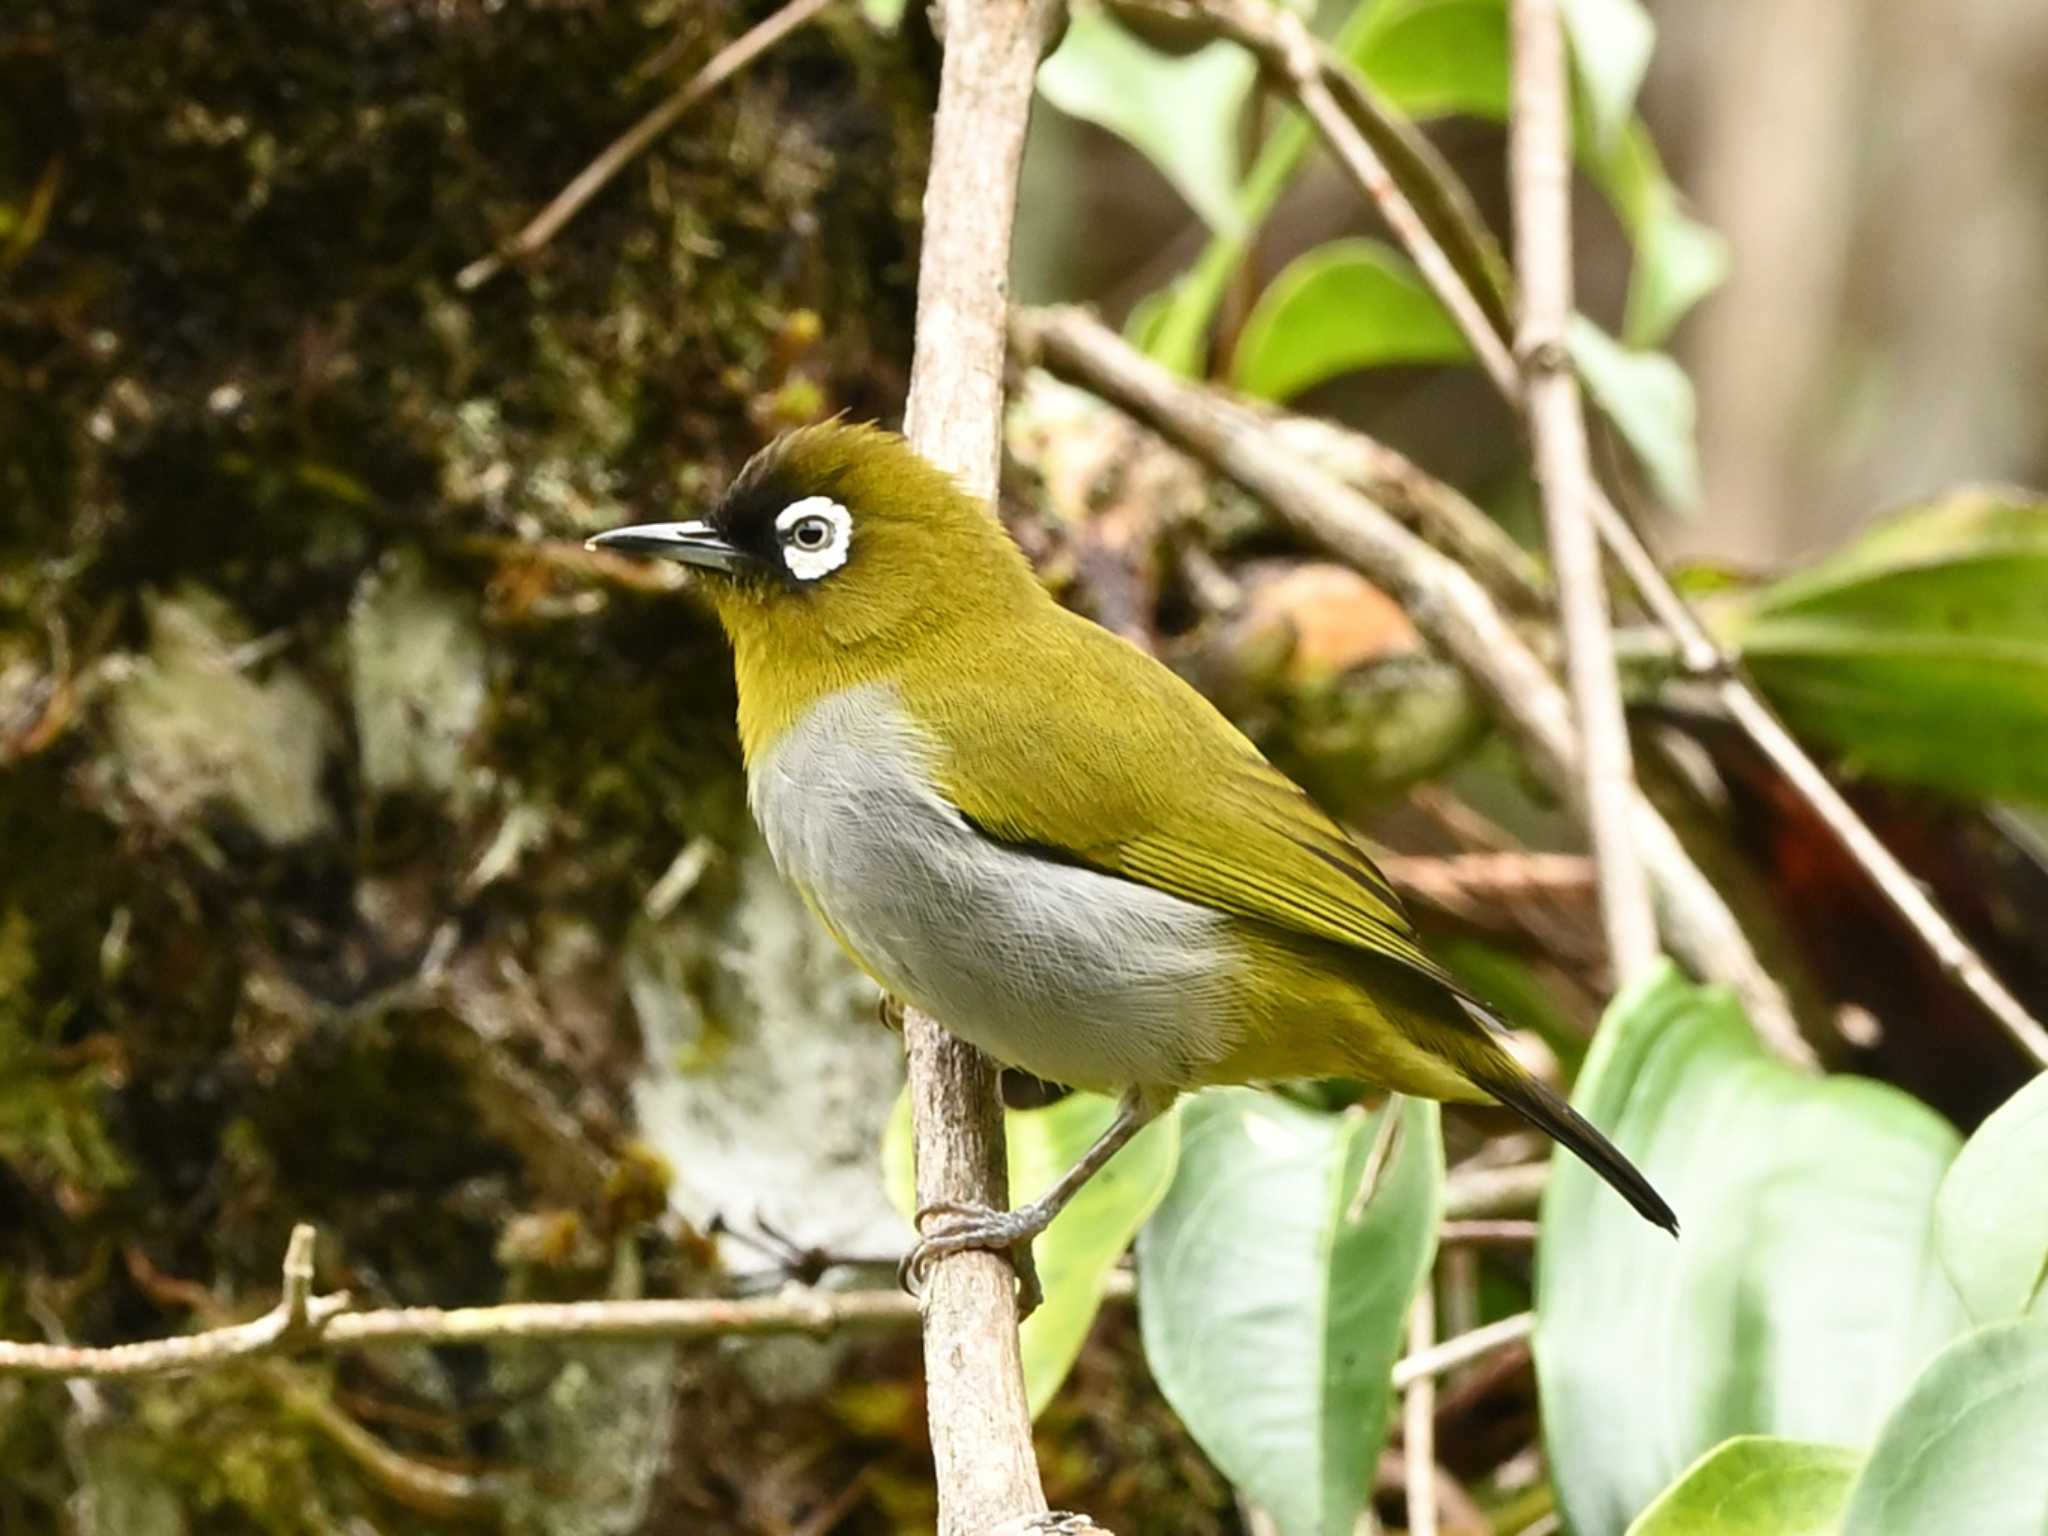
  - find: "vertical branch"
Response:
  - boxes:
[1508,0,1658,986]
[1402,1288,1440,1536]
[899,0,1067,1531]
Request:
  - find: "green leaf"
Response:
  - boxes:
[1036,3,1255,234]
[1228,240,1469,401]
[1726,489,2048,804]
[1838,1318,2048,1533]
[1568,316,1702,511]
[1011,1093,1180,1415]
[1535,964,1969,1536]
[858,0,908,30]
[1590,123,1729,346]
[1624,1436,1860,1536]
[880,1088,1180,1416]
[1933,1072,2048,1324]
[1559,0,1655,149]
[1355,0,1510,119]
[1137,1090,1441,1536]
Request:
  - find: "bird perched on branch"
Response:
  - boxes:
[590,421,1676,1294]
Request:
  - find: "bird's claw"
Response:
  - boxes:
[899,1199,1050,1317]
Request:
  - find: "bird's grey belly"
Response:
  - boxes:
[748,684,1242,1091]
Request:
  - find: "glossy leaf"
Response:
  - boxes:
[1228,240,1468,401]
[1559,0,1654,148]
[1727,489,2048,803]
[1036,4,1255,234]
[1568,317,1702,511]
[1933,1071,2048,1324]
[881,1088,1181,1416]
[1838,1318,2048,1533]
[1536,965,1969,1536]
[1624,1436,1859,1536]
[1138,1090,1441,1536]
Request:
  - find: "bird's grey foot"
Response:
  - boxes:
[900,1198,1054,1317]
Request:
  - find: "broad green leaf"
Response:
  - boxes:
[881,1088,1179,1416]
[1624,1436,1859,1536]
[1355,0,1510,119]
[1568,317,1701,511]
[1228,240,1468,401]
[1536,964,1969,1536]
[1559,0,1654,149]
[1726,489,2048,804]
[1138,1091,1441,1536]
[1838,1318,2048,1533]
[1036,4,1255,234]
[1933,1071,2048,1324]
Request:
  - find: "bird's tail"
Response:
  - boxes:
[1453,1005,1678,1235]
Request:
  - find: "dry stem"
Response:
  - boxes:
[1508,0,1658,984]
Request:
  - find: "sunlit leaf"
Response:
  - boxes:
[1036,3,1255,234]
[1837,1318,2048,1533]
[858,0,908,30]
[1624,1436,1859,1536]
[1933,1071,2048,1324]
[881,1087,1180,1416]
[1228,240,1468,401]
[1138,1090,1440,1536]
[1559,0,1654,149]
[1726,489,2048,804]
[1536,965,1969,1536]
[1356,0,1510,118]
[1568,317,1701,511]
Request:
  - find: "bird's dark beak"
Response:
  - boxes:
[584,519,749,575]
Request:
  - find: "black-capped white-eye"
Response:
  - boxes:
[776,496,852,581]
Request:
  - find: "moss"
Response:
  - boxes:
[0,0,937,1523]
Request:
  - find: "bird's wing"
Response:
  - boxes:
[922,610,1471,999]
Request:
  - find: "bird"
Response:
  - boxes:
[588,420,1677,1293]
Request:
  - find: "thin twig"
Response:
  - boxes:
[1584,490,2048,1066]
[896,0,1068,1530]
[1402,1289,1439,1536]
[455,0,833,291]
[1377,851,1593,915]
[1439,1218,1540,1246]
[1441,1161,1547,1219]
[2,1206,1537,1385]
[1161,0,2047,1066]
[1508,0,1658,985]
[1260,414,1549,611]
[1391,1309,1533,1391]
[0,1224,351,1380]
[1015,305,1807,1059]
[1178,0,1521,398]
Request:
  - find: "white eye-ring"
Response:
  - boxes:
[775,496,852,581]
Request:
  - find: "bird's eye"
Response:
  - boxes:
[773,496,852,580]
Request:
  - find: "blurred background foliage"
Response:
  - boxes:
[2,0,2046,1533]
